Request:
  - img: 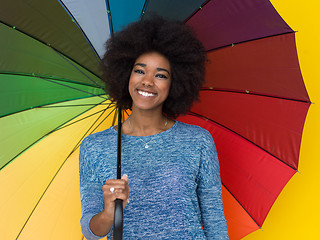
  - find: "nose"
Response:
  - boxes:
[141,74,154,87]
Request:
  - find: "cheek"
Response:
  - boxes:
[163,81,172,97]
[128,74,136,93]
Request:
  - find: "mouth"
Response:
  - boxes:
[137,89,157,97]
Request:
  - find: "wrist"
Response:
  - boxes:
[101,209,114,225]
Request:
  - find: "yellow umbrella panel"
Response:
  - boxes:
[0,100,116,239]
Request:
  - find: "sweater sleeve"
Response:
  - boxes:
[196,131,229,239]
[79,138,109,240]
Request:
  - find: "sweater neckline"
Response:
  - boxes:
[111,120,178,139]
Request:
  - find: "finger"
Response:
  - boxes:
[113,191,129,202]
[104,184,126,193]
[102,186,118,200]
[103,183,128,196]
[102,185,128,197]
[121,174,129,183]
[103,178,129,203]
[105,179,128,189]
[102,188,118,204]
[102,187,130,211]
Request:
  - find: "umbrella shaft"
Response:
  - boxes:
[117,106,122,179]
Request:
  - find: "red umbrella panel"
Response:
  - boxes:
[178,1,310,238]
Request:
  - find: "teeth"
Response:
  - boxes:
[138,90,156,97]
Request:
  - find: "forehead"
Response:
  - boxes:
[135,52,170,69]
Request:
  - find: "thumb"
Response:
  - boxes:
[121,174,128,182]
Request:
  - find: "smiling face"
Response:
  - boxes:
[129,52,172,113]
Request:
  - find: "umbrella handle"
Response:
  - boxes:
[113,106,123,239]
[113,199,123,239]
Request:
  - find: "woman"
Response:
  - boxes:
[79,16,229,239]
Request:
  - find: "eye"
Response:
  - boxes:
[156,73,168,79]
[133,69,144,74]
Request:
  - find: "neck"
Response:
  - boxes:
[124,107,168,136]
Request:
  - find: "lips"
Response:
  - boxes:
[137,89,157,97]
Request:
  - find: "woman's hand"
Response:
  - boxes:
[89,174,129,236]
[102,174,130,221]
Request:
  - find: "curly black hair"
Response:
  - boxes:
[100,15,207,118]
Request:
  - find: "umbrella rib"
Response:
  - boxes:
[0,95,109,119]
[38,103,114,108]
[200,88,311,104]
[111,108,130,127]
[124,109,131,117]
[184,0,211,23]
[50,47,105,91]
[0,71,102,88]
[15,107,114,239]
[140,0,150,19]
[57,0,101,63]
[0,71,108,118]
[0,101,114,171]
[187,111,298,172]
[56,102,116,133]
[71,105,117,151]
[105,0,114,35]
[38,76,108,100]
[205,31,294,53]
[221,183,262,229]
[0,20,103,84]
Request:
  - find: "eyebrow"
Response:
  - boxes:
[134,63,170,75]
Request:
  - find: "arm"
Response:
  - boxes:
[79,138,129,239]
[196,132,229,239]
[89,176,129,237]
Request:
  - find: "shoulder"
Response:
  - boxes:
[79,127,117,170]
[170,121,214,148]
[174,121,213,140]
[80,126,116,149]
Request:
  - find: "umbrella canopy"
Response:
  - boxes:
[0,0,311,239]
[244,0,320,238]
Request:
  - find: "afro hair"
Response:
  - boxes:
[100,15,207,118]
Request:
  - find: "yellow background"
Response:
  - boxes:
[244,0,320,239]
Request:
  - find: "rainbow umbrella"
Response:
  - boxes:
[0,0,311,239]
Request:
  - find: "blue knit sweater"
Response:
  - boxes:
[79,121,229,239]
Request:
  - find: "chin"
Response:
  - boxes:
[132,103,163,112]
